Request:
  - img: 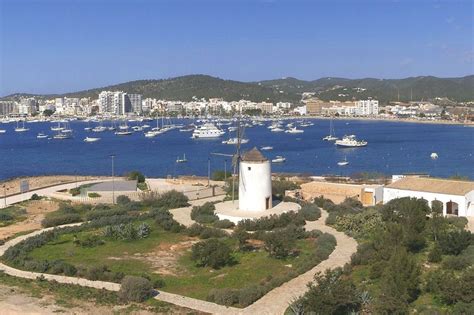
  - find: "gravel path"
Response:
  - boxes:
[0,192,357,315]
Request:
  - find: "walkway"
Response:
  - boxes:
[0,197,358,315]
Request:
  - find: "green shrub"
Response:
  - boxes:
[299,203,321,221]
[272,180,300,200]
[191,238,233,269]
[438,230,472,255]
[88,192,101,198]
[152,208,185,232]
[41,213,82,227]
[212,170,232,181]
[141,190,189,209]
[208,288,239,306]
[191,202,218,224]
[86,208,127,221]
[30,193,42,200]
[263,229,296,258]
[442,255,471,270]
[446,217,468,229]
[126,171,145,183]
[427,244,443,263]
[213,219,235,229]
[103,223,150,241]
[0,213,14,221]
[116,195,131,205]
[238,285,263,306]
[119,276,153,302]
[69,188,81,196]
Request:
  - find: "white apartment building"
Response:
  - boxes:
[18,98,37,115]
[355,99,379,115]
[0,101,18,116]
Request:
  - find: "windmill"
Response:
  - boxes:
[210,109,245,203]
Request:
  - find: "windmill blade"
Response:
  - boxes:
[210,152,233,157]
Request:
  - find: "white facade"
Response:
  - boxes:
[239,150,272,212]
[356,100,379,115]
[383,188,474,217]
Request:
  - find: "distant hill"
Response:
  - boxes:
[258,75,474,103]
[3,74,473,104]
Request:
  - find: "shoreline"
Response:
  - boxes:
[287,115,474,126]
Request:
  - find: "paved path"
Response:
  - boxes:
[0,179,113,209]
[0,196,357,315]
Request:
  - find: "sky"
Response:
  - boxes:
[0,0,472,96]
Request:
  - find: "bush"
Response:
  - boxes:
[213,219,235,229]
[272,180,300,200]
[299,203,321,221]
[30,193,41,200]
[191,238,233,269]
[152,208,185,232]
[88,192,101,198]
[212,170,232,181]
[119,276,154,302]
[191,202,218,224]
[141,190,189,209]
[103,223,150,241]
[86,208,127,221]
[41,213,82,227]
[427,244,443,263]
[238,285,263,306]
[442,255,471,270]
[0,213,14,221]
[116,195,131,205]
[438,230,472,255]
[126,171,145,183]
[69,187,81,196]
[74,235,105,248]
[264,229,296,258]
[237,211,305,231]
[208,288,239,306]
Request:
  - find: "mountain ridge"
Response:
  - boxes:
[2,74,473,103]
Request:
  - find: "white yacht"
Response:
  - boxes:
[14,121,29,132]
[53,133,71,140]
[271,127,284,132]
[261,146,273,151]
[431,152,439,160]
[50,122,63,131]
[272,156,286,163]
[84,137,101,142]
[176,154,187,163]
[191,123,225,139]
[115,130,133,136]
[222,137,249,145]
[285,127,304,134]
[335,135,368,147]
[92,125,107,132]
[323,118,338,141]
[37,133,48,139]
[0,129,6,134]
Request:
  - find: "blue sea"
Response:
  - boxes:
[0,119,473,180]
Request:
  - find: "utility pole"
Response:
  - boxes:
[224,159,227,181]
[3,185,7,207]
[110,155,116,204]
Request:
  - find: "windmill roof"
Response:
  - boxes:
[241,147,267,162]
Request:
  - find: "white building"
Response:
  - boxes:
[18,98,37,115]
[355,99,379,116]
[239,148,272,212]
[383,177,474,217]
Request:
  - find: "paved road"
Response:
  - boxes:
[0,179,113,209]
[0,196,358,315]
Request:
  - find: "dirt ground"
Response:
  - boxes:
[0,175,109,196]
[0,200,59,240]
[108,238,198,276]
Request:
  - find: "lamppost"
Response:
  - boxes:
[3,185,7,208]
[207,157,211,187]
[224,159,227,181]
[110,154,116,204]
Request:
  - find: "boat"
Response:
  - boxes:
[323,118,338,141]
[272,156,286,163]
[335,135,368,147]
[53,133,71,140]
[176,154,187,163]
[37,133,48,139]
[50,122,63,131]
[222,137,249,145]
[191,123,225,139]
[431,152,439,160]
[337,157,349,166]
[115,130,133,136]
[0,129,6,134]
[14,121,29,132]
[271,127,284,132]
[285,127,304,134]
[84,137,101,142]
[261,146,273,151]
[228,126,238,132]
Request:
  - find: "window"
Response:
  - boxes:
[248,167,251,171]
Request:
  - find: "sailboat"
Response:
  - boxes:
[337,156,349,166]
[14,120,29,132]
[176,154,187,163]
[323,118,338,141]
[51,122,63,131]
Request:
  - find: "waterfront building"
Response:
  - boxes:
[257,102,273,113]
[383,176,474,217]
[18,98,37,115]
[0,101,18,116]
[127,94,142,114]
[98,91,115,114]
[239,148,272,212]
[355,99,379,115]
[305,99,326,115]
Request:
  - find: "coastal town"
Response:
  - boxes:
[1,88,473,124]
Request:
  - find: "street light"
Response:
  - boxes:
[224,159,227,181]
[110,154,116,204]
[207,157,211,187]
[3,185,7,208]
